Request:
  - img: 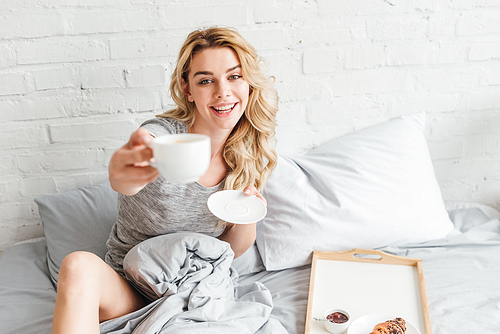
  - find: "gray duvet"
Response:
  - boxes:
[100,232,288,334]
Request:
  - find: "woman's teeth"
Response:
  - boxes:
[213,104,235,113]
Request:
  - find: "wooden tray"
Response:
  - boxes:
[304,249,432,334]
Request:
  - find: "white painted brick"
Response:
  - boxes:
[289,24,358,49]
[393,93,465,114]
[125,66,166,87]
[0,183,7,202]
[426,16,458,38]
[32,68,77,91]
[332,69,409,95]
[80,88,162,114]
[103,147,118,166]
[488,115,500,133]
[0,44,14,68]
[54,173,99,193]
[483,134,500,155]
[0,225,44,253]
[463,135,483,157]
[0,94,79,121]
[0,125,48,149]
[451,0,500,9]
[387,41,467,66]
[456,12,500,37]
[477,179,500,200]
[469,40,500,61]
[0,202,36,223]
[30,93,77,119]
[345,45,387,69]
[428,140,464,159]
[0,73,29,96]
[49,120,135,143]
[483,66,500,86]
[242,29,284,51]
[428,114,466,138]
[124,9,159,32]
[287,78,333,102]
[405,0,440,12]
[467,89,500,111]
[0,12,64,39]
[414,68,481,93]
[433,159,475,181]
[17,149,99,173]
[162,5,246,29]
[16,38,107,65]
[317,0,402,17]
[0,156,15,175]
[254,3,317,24]
[60,0,130,6]
[385,43,427,66]
[109,36,178,59]
[21,177,57,197]
[64,11,127,35]
[365,16,429,42]
[81,66,126,89]
[303,49,343,73]
[429,42,469,64]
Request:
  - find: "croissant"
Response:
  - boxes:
[369,317,406,334]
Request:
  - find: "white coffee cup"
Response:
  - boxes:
[149,133,210,183]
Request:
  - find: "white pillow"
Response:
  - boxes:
[257,112,455,270]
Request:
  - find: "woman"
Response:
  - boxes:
[52,26,278,334]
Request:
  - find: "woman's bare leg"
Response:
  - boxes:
[52,251,146,334]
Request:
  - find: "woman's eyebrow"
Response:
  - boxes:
[193,64,241,77]
[226,64,241,73]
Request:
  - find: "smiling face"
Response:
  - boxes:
[183,47,250,135]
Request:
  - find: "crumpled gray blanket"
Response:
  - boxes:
[100,232,288,334]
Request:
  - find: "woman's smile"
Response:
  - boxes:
[211,103,238,115]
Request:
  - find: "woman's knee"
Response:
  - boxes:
[57,251,102,288]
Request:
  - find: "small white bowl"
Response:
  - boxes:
[323,308,351,334]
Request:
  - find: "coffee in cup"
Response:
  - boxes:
[149,133,210,183]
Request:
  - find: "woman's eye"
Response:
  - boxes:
[199,79,212,85]
[229,74,242,80]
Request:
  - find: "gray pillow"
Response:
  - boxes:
[35,182,118,285]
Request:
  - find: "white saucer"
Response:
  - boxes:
[347,314,420,334]
[207,190,267,224]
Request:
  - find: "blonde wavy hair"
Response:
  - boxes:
[158,27,278,191]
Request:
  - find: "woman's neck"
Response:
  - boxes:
[189,124,231,159]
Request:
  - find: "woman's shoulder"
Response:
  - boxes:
[140,117,188,137]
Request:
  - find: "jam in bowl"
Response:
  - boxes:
[326,311,349,324]
[323,308,351,334]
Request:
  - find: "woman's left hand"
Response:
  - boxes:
[243,185,267,206]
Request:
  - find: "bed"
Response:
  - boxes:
[1,112,499,334]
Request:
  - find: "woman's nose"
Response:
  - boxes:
[216,81,231,98]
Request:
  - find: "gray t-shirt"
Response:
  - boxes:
[105,117,225,276]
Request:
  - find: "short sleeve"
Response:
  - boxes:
[140,117,187,138]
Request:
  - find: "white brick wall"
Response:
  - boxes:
[1,0,499,252]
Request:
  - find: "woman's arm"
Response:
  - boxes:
[218,185,266,258]
[218,222,256,258]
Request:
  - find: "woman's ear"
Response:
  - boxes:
[181,78,194,102]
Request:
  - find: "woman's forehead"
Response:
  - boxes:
[189,47,241,75]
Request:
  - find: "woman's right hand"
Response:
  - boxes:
[108,127,159,196]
